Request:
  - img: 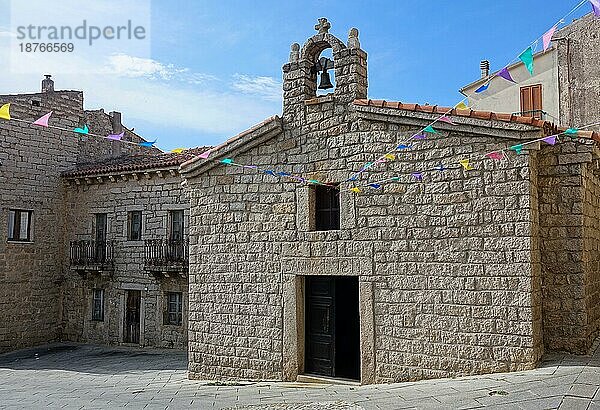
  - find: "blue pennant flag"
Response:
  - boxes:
[475,83,489,93]
[368,183,382,189]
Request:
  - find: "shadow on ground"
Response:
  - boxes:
[0,342,187,374]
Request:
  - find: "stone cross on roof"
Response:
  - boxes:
[315,18,331,34]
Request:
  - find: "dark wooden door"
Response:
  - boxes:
[305,276,335,377]
[95,213,107,262]
[124,290,141,344]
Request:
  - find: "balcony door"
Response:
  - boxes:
[95,213,107,262]
[169,210,184,261]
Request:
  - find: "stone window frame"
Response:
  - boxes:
[6,208,34,243]
[297,186,355,232]
[91,288,105,321]
[165,291,183,326]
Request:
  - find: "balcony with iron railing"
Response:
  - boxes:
[144,238,189,276]
[70,240,114,273]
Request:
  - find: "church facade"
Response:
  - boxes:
[181,20,600,384]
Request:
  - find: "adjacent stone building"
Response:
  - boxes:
[180,19,600,384]
[0,77,195,352]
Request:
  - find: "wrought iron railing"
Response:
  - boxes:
[512,110,547,120]
[70,240,114,267]
[144,239,189,269]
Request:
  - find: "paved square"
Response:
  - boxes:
[0,342,598,409]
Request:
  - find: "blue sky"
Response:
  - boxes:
[0,0,593,151]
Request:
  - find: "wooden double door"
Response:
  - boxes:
[304,276,360,380]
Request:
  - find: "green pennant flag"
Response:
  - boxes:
[564,128,578,136]
[221,158,233,164]
[308,179,320,184]
[510,144,523,155]
[519,47,534,76]
[424,125,438,134]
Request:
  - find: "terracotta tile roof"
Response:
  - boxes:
[62,146,212,178]
[353,99,553,128]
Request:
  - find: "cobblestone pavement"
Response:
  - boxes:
[0,342,599,409]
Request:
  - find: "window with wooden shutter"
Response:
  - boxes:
[520,84,543,118]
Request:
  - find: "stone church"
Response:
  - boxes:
[180,19,600,384]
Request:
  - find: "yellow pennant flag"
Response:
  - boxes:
[171,148,186,153]
[0,103,10,120]
[384,153,396,161]
[350,187,361,193]
[459,159,473,170]
[455,102,470,110]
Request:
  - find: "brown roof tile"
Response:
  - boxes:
[62,146,212,178]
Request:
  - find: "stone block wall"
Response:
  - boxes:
[62,174,189,349]
[185,97,547,383]
[538,138,600,353]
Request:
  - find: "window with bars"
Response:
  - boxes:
[92,289,104,321]
[7,209,33,242]
[127,211,142,241]
[314,186,340,231]
[166,292,183,326]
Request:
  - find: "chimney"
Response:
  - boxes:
[110,111,123,134]
[41,74,54,93]
[480,60,490,78]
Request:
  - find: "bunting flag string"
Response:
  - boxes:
[348,122,600,194]
[343,0,594,186]
[193,147,336,188]
[0,102,157,148]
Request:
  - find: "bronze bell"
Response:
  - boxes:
[318,71,333,90]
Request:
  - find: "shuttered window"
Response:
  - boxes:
[127,211,142,241]
[520,84,543,118]
[7,209,33,242]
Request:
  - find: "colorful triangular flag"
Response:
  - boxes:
[308,179,320,184]
[510,144,523,155]
[590,0,600,16]
[138,140,156,147]
[264,170,276,176]
[221,158,233,164]
[413,133,427,140]
[498,67,516,83]
[171,148,186,153]
[486,151,504,160]
[277,171,291,177]
[474,83,489,93]
[107,132,124,141]
[368,183,382,189]
[564,128,578,136]
[459,159,473,170]
[384,153,396,160]
[542,25,558,52]
[0,103,10,120]
[33,111,52,127]
[439,116,456,125]
[542,135,557,145]
[348,175,358,182]
[455,102,470,110]
[519,47,534,76]
[396,144,412,150]
[198,150,211,159]
[435,163,446,171]
[73,125,89,135]
[423,125,438,134]
[350,187,361,193]
[411,172,423,181]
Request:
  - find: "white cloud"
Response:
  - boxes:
[231,74,282,101]
[0,31,17,38]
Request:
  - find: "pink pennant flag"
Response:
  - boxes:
[542,25,558,52]
[32,111,52,127]
[498,67,516,83]
[107,132,124,140]
[439,116,456,125]
[486,151,504,160]
[198,150,212,159]
[542,135,557,145]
